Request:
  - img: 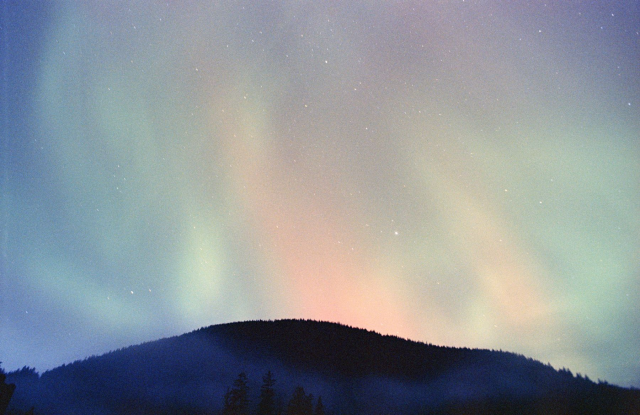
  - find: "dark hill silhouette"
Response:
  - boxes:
[6,319,640,415]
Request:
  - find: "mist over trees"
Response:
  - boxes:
[4,320,640,414]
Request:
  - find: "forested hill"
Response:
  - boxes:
[6,319,640,415]
[198,319,558,380]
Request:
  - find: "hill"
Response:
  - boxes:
[6,319,640,414]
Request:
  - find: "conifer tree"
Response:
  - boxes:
[222,372,250,415]
[0,363,16,415]
[286,386,313,415]
[257,371,277,415]
[314,396,325,415]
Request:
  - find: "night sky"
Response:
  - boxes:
[1,1,639,388]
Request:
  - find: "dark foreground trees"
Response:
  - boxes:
[286,386,313,415]
[314,397,325,415]
[0,364,16,415]
[223,372,325,415]
[222,372,250,415]
[257,371,277,415]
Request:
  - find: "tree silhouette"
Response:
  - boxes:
[314,396,324,415]
[286,386,313,415]
[222,372,250,415]
[0,363,16,415]
[257,371,277,415]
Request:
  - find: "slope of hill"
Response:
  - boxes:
[7,319,640,414]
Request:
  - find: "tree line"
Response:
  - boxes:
[222,371,325,415]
